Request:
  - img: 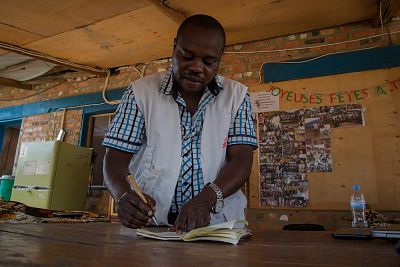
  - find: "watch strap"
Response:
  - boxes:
[207,182,223,200]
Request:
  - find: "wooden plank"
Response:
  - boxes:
[0,22,42,46]
[148,0,186,24]
[0,77,32,90]
[249,67,400,210]
[24,5,179,68]
[1,0,379,68]
[170,0,377,45]
[0,0,150,37]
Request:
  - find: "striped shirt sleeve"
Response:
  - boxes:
[102,86,145,154]
[227,94,258,148]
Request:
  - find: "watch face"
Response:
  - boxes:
[214,199,224,213]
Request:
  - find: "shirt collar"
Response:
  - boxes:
[160,67,223,99]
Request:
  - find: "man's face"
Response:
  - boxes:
[172,24,224,94]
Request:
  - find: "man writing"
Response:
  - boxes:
[103,14,257,232]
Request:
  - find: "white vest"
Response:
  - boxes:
[128,71,248,225]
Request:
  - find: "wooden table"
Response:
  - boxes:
[0,223,398,266]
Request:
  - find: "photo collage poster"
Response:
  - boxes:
[258,104,364,207]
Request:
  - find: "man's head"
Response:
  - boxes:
[172,14,226,95]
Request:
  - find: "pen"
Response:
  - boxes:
[126,175,159,226]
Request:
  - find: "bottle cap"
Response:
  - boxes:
[352,185,360,191]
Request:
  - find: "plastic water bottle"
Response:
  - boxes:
[350,185,368,228]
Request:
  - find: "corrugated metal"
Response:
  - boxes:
[0,54,56,81]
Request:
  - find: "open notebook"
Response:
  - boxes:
[136,220,251,245]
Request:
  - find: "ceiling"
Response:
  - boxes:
[0,0,399,89]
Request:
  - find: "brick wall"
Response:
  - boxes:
[2,20,400,227]
[20,110,82,145]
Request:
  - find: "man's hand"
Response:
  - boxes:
[116,191,156,229]
[104,148,156,229]
[171,187,215,233]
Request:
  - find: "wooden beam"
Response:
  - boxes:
[372,0,400,27]
[0,77,33,90]
[0,42,108,77]
[148,0,185,25]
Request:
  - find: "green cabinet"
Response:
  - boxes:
[11,141,92,211]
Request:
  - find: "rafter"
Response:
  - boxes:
[0,77,33,90]
[0,42,108,77]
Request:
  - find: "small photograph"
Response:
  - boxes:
[259,164,269,176]
[283,172,307,183]
[263,144,282,155]
[266,131,280,145]
[264,172,283,184]
[258,112,282,148]
[288,197,309,208]
[259,153,269,164]
[280,109,304,124]
[262,183,286,207]
[268,152,280,161]
[306,142,332,172]
[271,172,283,181]
[346,104,363,110]
[323,104,364,128]
[281,140,305,159]
[297,159,307,173]
[260,176,268,190]
[260,152,281,164]
[304,117,322,131]
[257,113,266,125]
[296,141,306,151]
[258,129,268,144]
[282,160,299,172]
[260,145,281,156]
[259,145,269,154]
[282,129,296,142]
[284,180,309,207]
[304,107,324,119]
[265,163,277,173]
[307,137,332,149]
[319,124,331,138]
[282,142,296,157]
[295,125,306,141]
[258,111,281,131]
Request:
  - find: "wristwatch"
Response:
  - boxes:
[206,182,224,214]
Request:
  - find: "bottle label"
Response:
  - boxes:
[350,202,365,209]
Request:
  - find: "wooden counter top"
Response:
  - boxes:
[0,223,398,266]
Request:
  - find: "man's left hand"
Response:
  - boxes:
[171,188,215,233]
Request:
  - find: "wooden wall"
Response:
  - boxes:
[249,67,400,211]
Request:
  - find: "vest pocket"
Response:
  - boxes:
[135,147,159,194]
[142,163,160,194]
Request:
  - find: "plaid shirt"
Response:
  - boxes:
[103,68,257,213]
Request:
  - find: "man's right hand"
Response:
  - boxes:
[103,148,156,229]
[116,191,156,229]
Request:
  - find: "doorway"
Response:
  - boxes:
[0,120,22,176]
[86,113,117,217]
